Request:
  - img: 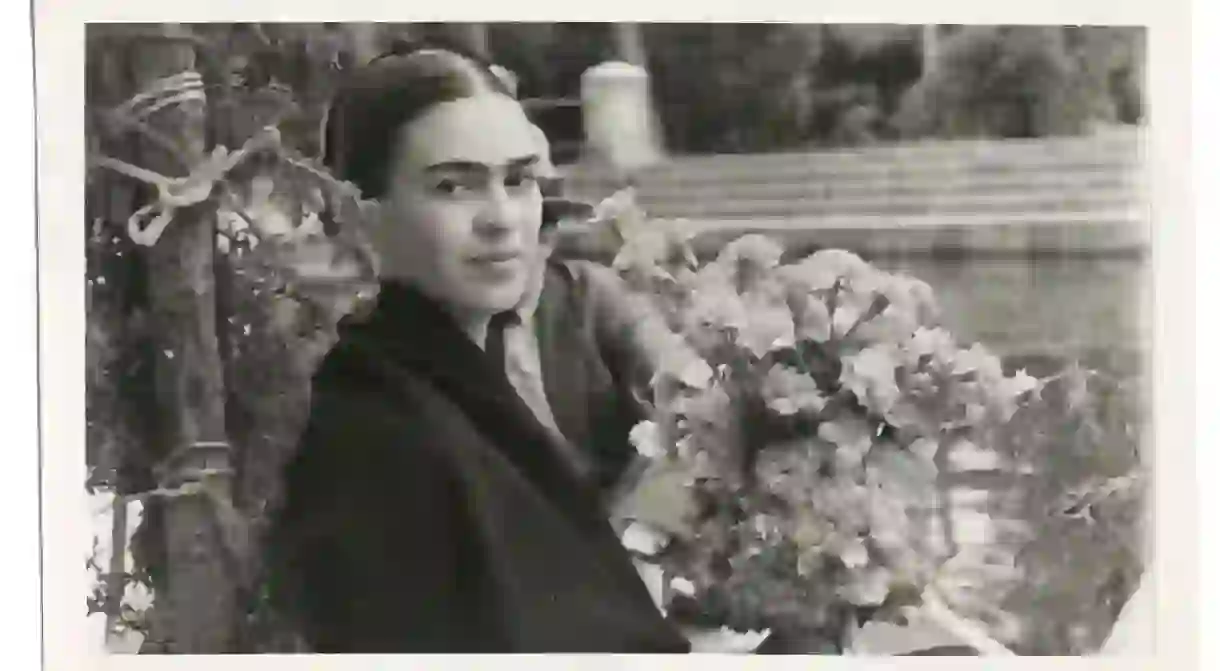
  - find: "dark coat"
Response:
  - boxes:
[265,282,690,654]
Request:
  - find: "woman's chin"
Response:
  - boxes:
[461,281,528,315]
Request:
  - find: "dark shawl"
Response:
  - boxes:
[265,282,689,654]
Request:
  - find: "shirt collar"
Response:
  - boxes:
[514,253,552,324]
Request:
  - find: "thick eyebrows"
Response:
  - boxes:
[423,155,540,175]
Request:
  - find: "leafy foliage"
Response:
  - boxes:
[501,23,1141,153]
[86,490,158,653]
[893,26,1143,139]
[990,359,1146,654]
[604,195,1145,652]
[641,24,827,153]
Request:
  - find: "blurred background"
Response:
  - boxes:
[202,22,1147,362]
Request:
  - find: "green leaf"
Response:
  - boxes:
[612,458,701,540]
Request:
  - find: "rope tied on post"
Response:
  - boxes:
[131,438,254,591]
[113,70,206,122]
[90,126,283,247]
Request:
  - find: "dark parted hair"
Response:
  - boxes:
[322,39,514,200]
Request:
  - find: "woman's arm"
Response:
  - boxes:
[574,259,683,395]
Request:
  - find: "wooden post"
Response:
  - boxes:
[128,23,237,653]
[104,495,128,644]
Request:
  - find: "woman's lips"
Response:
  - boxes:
[470,250,522,263]
[467,251,523,277]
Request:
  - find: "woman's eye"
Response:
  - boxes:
[432,179,465,196]
[505,171,537,189]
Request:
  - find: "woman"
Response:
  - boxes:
[265,42,690,654]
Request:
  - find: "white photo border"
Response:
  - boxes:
[34,2,1196,669]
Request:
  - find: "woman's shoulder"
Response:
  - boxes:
[545,259,637,326]
[301,337,470,464]
[551,258,625,293]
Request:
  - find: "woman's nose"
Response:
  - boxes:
[473,183,514,235]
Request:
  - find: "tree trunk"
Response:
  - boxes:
[127,23,238,653]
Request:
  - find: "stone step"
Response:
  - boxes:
[645,149,1143,178]
[554,211,1148,261]
[650,139,1139,171]
[632,192,1137,220]
[655,131,1142,165]
[566,132,1142,177]
[566,159,1139,192]
[591,173,1141,203]
[696,131,1137,158]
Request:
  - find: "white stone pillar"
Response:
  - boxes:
[580,60,664,179]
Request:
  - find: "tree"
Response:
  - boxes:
[892,26,1144,140]
[642,24,825,153]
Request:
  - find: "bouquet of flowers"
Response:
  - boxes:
[599,196,1046,651]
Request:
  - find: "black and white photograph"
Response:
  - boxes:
[30,7,1198,664]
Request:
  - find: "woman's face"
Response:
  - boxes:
[375,93,543,319]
